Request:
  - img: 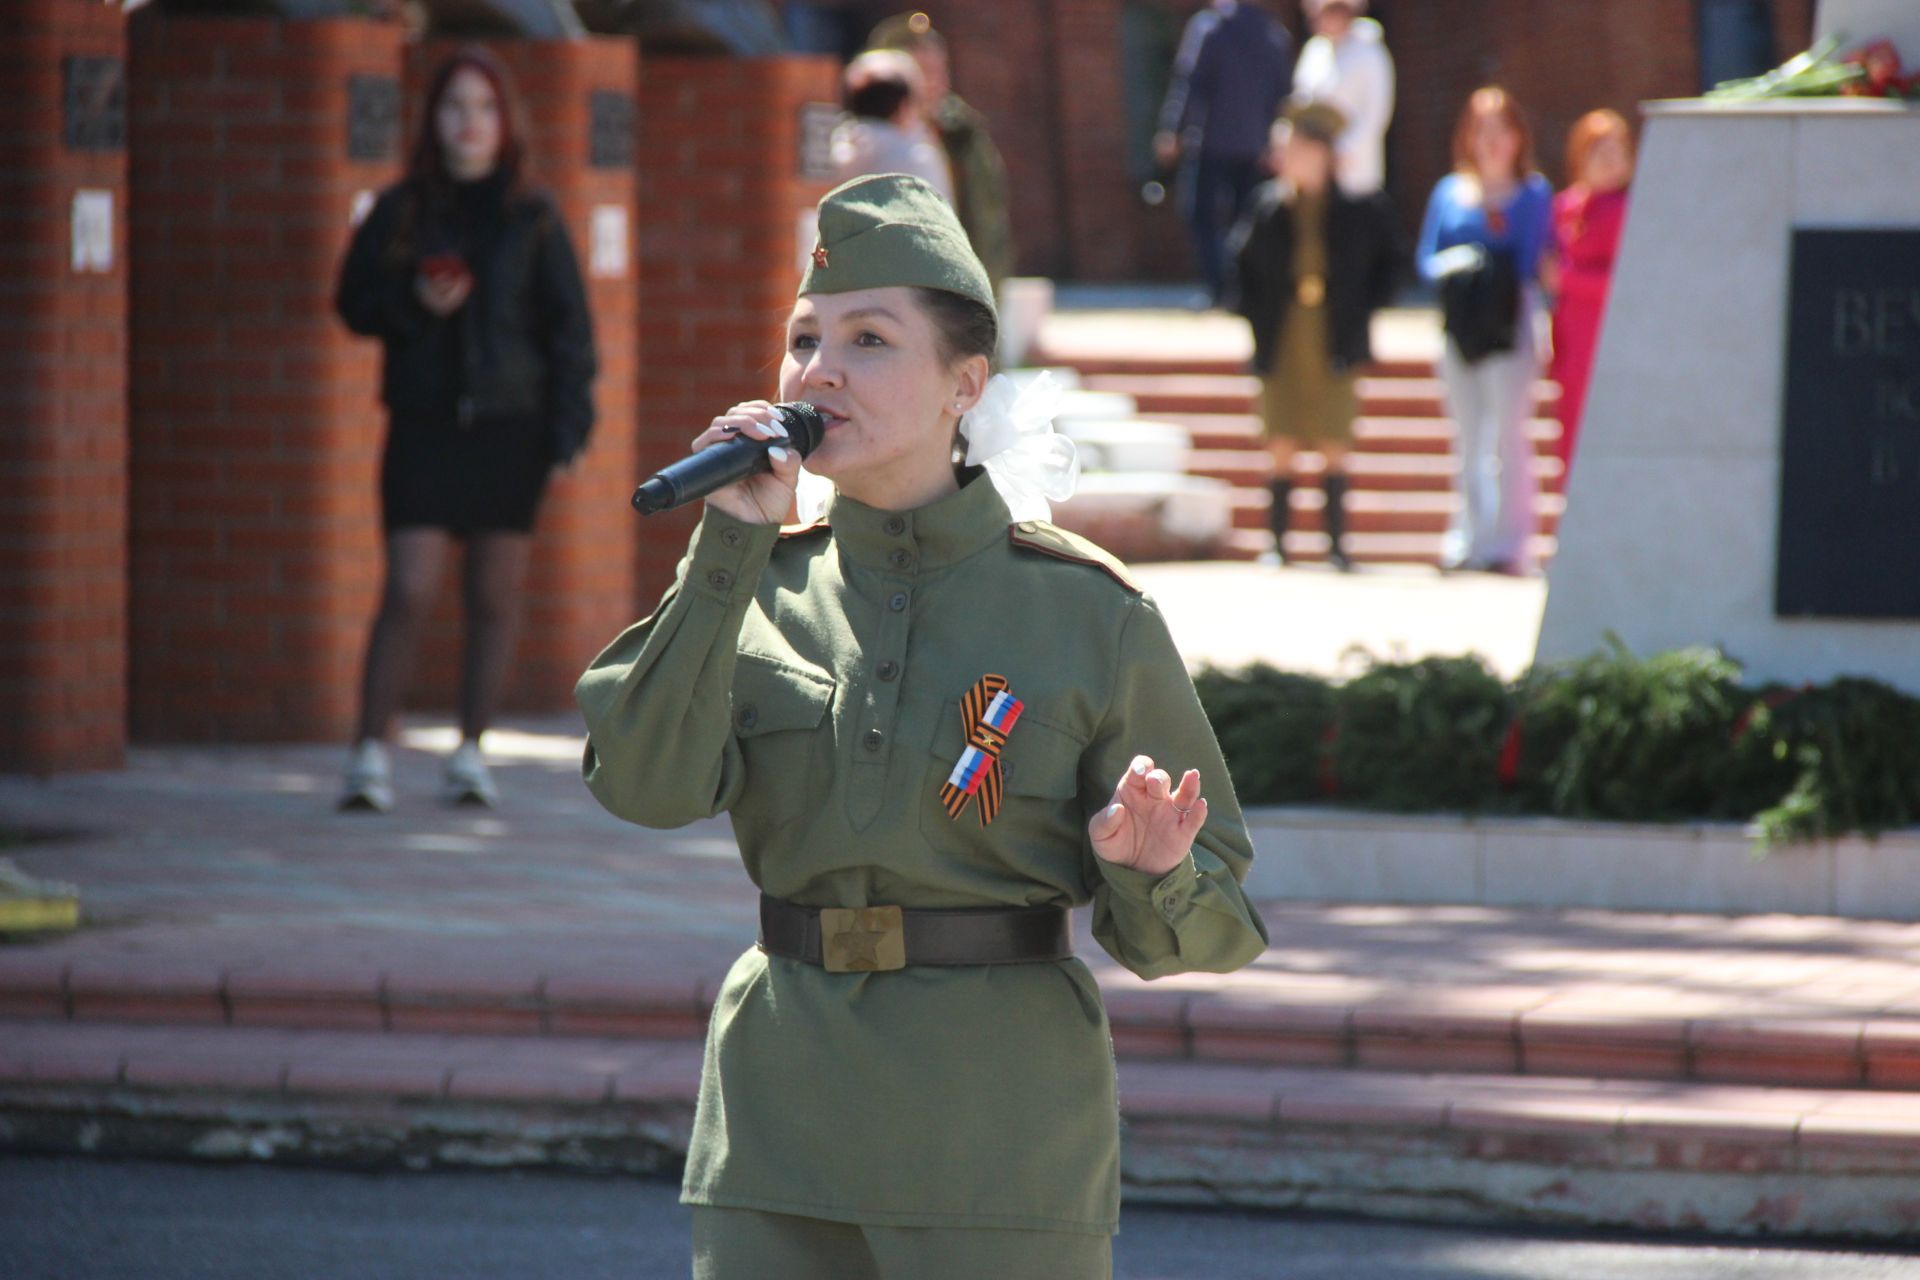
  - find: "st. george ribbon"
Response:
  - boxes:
[630,402,826,515]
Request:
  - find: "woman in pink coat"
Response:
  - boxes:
[1548,110,1634,478]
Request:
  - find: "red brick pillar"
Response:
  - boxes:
[127,15,404,741]
[0,0,129,773]
[634,56,839,596]
[401,38,641,715]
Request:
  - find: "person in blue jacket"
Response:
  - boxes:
[1417,86,1553,575]
[1154,0,1293,306]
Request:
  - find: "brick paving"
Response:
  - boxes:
[4,715,1920,1083]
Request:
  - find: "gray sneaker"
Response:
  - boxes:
[444,740,498,807]
[339,740,394,813]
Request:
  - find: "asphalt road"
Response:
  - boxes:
[3,1157,1917,1280]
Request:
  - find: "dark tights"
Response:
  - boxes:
[354,528,534,744]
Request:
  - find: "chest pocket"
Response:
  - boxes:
[732,654,834,825]
[919,696,1087,865]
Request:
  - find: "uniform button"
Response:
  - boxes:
[707,569,734,590]
[863,729,884,752]
[889,549,913,570]
[888,592,908,612]
[735,704,758,730]
[877,660,899,681]
[883,515,907,536]
[720,528,742,548]
[1160,896,1182,919]
[1017,521,1038,533]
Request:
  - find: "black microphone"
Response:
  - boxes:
[630,402,826,516]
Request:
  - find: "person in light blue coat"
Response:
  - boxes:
[1417,86,1553,575]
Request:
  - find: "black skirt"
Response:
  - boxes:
[381,411,553,536]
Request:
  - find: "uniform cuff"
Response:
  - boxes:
[1097,851,1200,923]
[686,509,781,603]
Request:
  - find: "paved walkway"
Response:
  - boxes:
[6,708,1920,1048]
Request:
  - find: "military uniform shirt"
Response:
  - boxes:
[576,474,1269,1235]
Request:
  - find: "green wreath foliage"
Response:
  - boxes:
[1329,657,1511,812]
[1192,644,1920,846]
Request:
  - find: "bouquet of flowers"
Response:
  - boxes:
[1707,34,1919,99]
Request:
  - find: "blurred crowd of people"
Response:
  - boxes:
[1153,0,1632,573]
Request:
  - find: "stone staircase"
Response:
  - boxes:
[1034,338,1566,567]
[8,904,1920,1239]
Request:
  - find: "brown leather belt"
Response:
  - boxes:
[758,894,1073,974]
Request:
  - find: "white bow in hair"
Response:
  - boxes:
[788,371,1078,525]
[962,371,1078,523]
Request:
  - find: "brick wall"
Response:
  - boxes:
[1389,0,1698,214]
[0,0,129,773]
[128,14,403,741]
[633,55,839,599]
[402,38,641,714]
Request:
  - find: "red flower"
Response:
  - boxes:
[1317,722,1340,799]
[1844,39,1906,96]
[1495,718,1525,789]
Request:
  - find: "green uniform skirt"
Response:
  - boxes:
[692,1206,1113,1280]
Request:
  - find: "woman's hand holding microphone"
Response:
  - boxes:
[691,402,805,526]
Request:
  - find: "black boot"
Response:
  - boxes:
[1323,472,1354,572]
[1266,477,1294,565]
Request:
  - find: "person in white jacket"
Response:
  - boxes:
[1292,0,1396,197]
[830,49,955,205]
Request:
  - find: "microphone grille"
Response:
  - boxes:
[773,402,826,458]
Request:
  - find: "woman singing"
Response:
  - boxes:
[576,174,1267,1278]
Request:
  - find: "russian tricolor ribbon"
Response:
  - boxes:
[939,674,1025,826]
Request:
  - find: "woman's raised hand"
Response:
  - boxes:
[693,401,804,526]
[1088,754,1206,877]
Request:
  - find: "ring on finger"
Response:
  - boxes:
[1174,803,1194,816]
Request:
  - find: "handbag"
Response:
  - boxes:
[1436,243,1520,363]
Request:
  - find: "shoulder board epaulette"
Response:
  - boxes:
[777,518,830,541]
[1008,521,1142,595]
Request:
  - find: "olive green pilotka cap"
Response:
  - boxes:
[1281,99,1348,146]
[797,173,997,314]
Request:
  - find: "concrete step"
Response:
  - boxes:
[1166,412,1564,457]
[1186,449,1563,493]
[1079,372,1561,421]
[5,1020,1917,1239]
[10,960,1915,1093]
[1224,486,1567,535]
[1052,351,1437,381]
[1215,529,1563,566]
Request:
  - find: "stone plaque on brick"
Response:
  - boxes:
[63,56,125,152]
[347,75,400,162]
[798,102,839,179]
[1775,229,1920,618]
[589,90,635,169]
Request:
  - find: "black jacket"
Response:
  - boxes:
[1229,181,1404,377]
[335,178,597,464]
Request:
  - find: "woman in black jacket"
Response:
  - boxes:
[1230,101,1400,571]
[334,46,596,811]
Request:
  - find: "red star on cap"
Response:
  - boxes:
[811,244,830,268]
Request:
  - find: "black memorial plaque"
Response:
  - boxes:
[589,90,634,169]
[346,75,400,162]
[1775,229,1920,618]
[64,56,125,152]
